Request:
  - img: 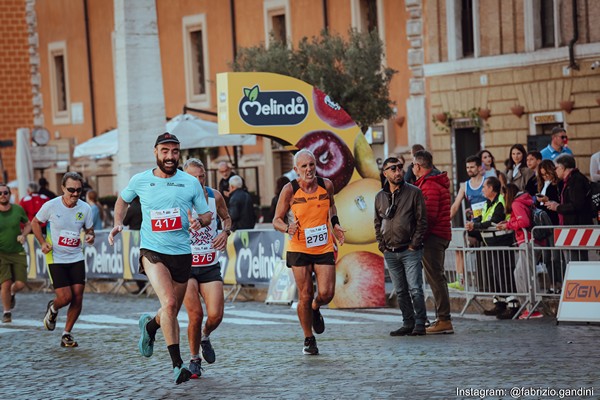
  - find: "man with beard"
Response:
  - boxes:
[272,149,346,355]
[375,157,428,336]
[0,184,31,324]
[108,133,212,384]
[31,172,95,347]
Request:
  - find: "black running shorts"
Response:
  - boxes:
[139,249,192,284]
[286,252,335,268]
[190,264,223,284]
[48,260,86,289]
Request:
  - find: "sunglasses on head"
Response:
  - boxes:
[0,190,9,196]
[66,187,83,194]
[384,164,404,172]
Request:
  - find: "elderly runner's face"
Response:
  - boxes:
[155,143,180,175]
[62,178,83,207]
[185,164,206,186]
[294,153,316,182]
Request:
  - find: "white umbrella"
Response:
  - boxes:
[167,114,256,149]
[15,128,34,200]
[73,129,118,159]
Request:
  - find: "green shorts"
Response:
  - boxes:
[0,252,28,284]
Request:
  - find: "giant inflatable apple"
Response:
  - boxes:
[330,251,386,308]
[312,87,355,129]
[295,130,355,194]
[334,178,380,244]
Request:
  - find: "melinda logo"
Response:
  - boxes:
[238,85,307,126]
[563,280,600,302]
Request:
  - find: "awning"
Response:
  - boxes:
[73,114,256,159]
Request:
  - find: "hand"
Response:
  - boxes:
[496,222,507,231]
[41,242,52,254]
[108,225,123,246]
[16,235,25,245]
[85,233,95,244]
[188,209,202,231]
[536,195,549,203]
[333,224,346,246]
[212,232,228,251]
[546,201,559,211]
[287,219,299,235]
[465,221,474,231]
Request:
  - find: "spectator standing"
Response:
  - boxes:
[546,154,594,261]
[38,177,56,199]
[375,157,428,337]
[19,182,50,234]
[590,150,600,182]
[506,144,534,192]
[268,176,290,223]
[217,162,245,206]
[86,190,104,231]
[477,149,499,179]
[404,144,425,184]
[0,184,31,323]
[541,127,573,161]
[228,175,255,230]
[123,196,146,295]
[412,151,454,334]
[32,172,95,348]
[524,151,542,196]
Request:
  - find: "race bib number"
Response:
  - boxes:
[192,244,217,266]
[150,208,182,232]
[304,224,328,248]
[58,230,81,248]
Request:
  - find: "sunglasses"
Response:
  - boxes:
[66,187,83,194]
[0,190,9,196]
[384,164,404,172]
[560,135,568,140]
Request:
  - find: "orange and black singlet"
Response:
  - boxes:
[288,177,334,254]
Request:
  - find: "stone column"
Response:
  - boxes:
[114,0,165,190]
[405,0,427,147]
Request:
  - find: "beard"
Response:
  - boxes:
[157,157,179,175]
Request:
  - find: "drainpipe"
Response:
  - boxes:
[568,0,579,70]
[83,0,97,135]
[230,0,237,60]
[322,0,328,31]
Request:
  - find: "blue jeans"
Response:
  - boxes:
[385,248,427,327]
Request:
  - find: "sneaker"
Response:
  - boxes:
[138,313,154,357]
[188,359,203,379]
[424,319,432,328]
[389,326,414,336]
[447,280,464,291]
[409,325,426,336]
[312,308,325,334]
[43,300,58,331]
[426,319,454,335]
[303,336,319,355]
[61,333,78,348]
[518,310,544,320]
[10,294,15,310]
[201,338,216,364]
[173,365,192,385]
[2,312,11,323]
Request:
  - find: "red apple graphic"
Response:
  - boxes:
[296,130,355,194]
[312,87,355,129]
[330,251,386,308]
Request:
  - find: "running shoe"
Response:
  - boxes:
[188,359,203,379]
[2,312,11,323]
[518,310,544,320]
[447,280,464,291]
[173,365,192,385]
[10,294,15,310]
[61,333,78,348]
[43,300,58,331]
[312,308,325,334]
[138,313,154,357]
[303,336,319,355]
[201,338,216,364]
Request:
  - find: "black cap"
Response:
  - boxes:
[155,132,180,147]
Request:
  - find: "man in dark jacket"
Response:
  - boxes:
[228,175,255,230]
[374,157,428,336]
[413,150,453,335]
[546,154,594,261]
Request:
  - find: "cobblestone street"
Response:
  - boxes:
[0,292,598,399]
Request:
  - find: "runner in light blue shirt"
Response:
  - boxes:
[108,133,212,385]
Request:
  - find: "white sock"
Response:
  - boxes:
[201,333,210,341]
[191,354,200,361]
[50,305,57,313]
[62,331,70,336]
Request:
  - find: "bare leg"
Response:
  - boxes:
[312,264,335,310]
[292,265,315,338]
[1,280,11,312]
[183,278,203,356]
[64,284,84,333]
[200,281,224,336]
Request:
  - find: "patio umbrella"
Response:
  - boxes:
[73,129,118,159]
[15,128,34,200]
[167,114,256,149]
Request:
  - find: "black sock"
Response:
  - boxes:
[146,317,160,340]
[167,344,183,368]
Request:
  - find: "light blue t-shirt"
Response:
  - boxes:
[121,169,210,255]
[540,144,573,161]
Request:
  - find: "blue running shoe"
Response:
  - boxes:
[201,338,216,364]
[174,365,192,384]
[188,359,202,379]
[138,313,154,357]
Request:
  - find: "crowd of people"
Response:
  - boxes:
[0,126,597,385]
